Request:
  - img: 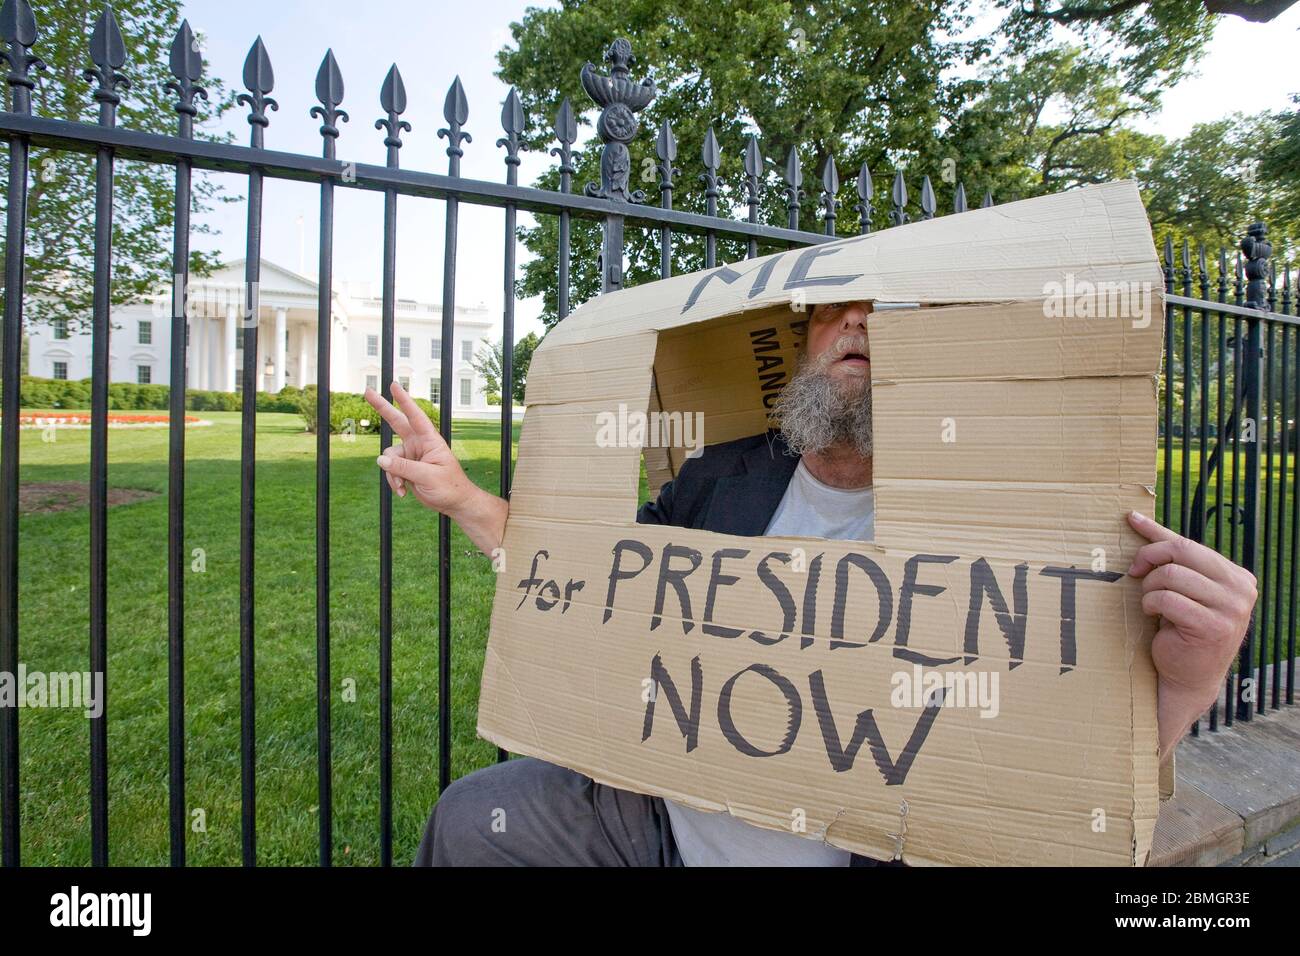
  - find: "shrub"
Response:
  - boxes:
[297,385,439,435]
[14,376,306,415]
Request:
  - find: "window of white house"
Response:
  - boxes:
[235,369,243,390]
[285,328,290,351]
[52,361,68,380]
[460,378,471,406]
[399,336,410,358]
[235,326,244,351]
[398,375,410,391]
[429,380,440,403]
[53,318,70,340]
[431,338,441,360]
[185,322,190,346]
[366,373,378,391]
[138,320,152,345]
[461,339,473,361]
[137,365,152,384]
[367,334,379,357]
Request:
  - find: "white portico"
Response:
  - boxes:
[26,259,503,418]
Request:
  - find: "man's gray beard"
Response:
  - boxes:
[769,352,874,458]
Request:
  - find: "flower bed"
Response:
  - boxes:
[6,413,212,428]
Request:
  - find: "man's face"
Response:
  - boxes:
[769,299,876,457]
[806,300,873,395]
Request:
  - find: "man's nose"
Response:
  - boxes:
[839,301,871,330]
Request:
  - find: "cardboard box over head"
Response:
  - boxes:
[478,180,1167,866]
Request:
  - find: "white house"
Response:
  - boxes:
[26,259,513,420]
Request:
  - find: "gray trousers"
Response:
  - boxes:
[412,755,902,867]
[413,756,683,866]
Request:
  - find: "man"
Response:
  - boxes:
[364,299,1257,866]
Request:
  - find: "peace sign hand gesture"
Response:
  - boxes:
[362,382,509,554]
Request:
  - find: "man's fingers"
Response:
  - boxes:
[1127,509,1179,544]
[376,451,438,491]
[1140,562,1224,607]
[363,386,412,439]
[1129,537,1231,581]
[382,445,405,497]
[391,381,442,443]
[1141,588,1219,637]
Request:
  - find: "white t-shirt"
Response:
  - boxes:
[664,459,875,866]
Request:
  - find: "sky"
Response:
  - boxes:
[176,0,1300,346]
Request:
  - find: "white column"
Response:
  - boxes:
[331,315,348,391]
[207,315,220,391]
[255,318,266,393]
[298,323,309,387]
[192,315,206,389]
[224,304,237,392]
[274,307,287,392]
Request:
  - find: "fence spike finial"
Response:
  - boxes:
[920,174,935,220]
[699,125,721,201]
[439,75,472,169]
[820,153,839,235]
[889,169,908,226]
[311,49,348,149]
[553,96,576,146]
[0,0,43,98]
[0,0,36,47]
[497,87,526,168]
[981,188,993,209]
[953,181,967,214]
[550,98,576,192]
[236,36,278,145]
[783,145,803,230]
[657,119,680,196]
[375,64,410,152]
[84,4,129,114]
[742,134,761,223]
[855,163,873,234]
[165,20,207,124]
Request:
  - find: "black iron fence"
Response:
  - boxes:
[1160,234,1298,734]
[0,3,1294,867]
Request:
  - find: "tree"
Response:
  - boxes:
[495,0,1271,329]
[1256,95,1300,258]
[473,331,539,406]
[0,0,237,333]
[499,0,991,328]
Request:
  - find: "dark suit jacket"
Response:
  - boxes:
[635,428,800,535]
[630,427,902,867]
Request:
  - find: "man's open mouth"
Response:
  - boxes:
[838,352,869,363]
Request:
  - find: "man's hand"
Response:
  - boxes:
[363,381,508,555]
[1126,510,1257,761]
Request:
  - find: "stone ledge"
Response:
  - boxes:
[1149,701,1300,867]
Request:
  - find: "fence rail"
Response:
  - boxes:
[0,3,1294,866]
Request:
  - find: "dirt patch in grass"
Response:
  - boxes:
[19,481,160,515]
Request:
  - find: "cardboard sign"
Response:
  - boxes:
[478,180,1166,866]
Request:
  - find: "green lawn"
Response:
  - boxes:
[12,410,521,866]
[6,417,1297,865]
